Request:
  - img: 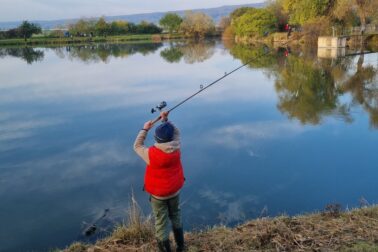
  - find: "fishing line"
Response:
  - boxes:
[151,36,298,124]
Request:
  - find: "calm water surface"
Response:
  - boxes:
[0,41,378,251]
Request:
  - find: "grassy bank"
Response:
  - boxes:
[62,204,378,252]
[0,34,185,46]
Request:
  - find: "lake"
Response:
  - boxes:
[0,40,377,251]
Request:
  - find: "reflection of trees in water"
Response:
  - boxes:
[274,51,377,127]
[340,52,378,128]
[275,56,351,124]
[160,40,216,64]
[229,44,279,69]
[180,41,215,64]
[160,46,183,63]
[51,43,163,63]
[0,47,44,64]
[227,42,378,127]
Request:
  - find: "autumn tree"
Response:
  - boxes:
[218,16,231,31]
[267,0,289,31]
[180,11,215,38]
[95,17,110,36]
[110,21,132,35]
[68,19,95,35]
[333,0,378,28]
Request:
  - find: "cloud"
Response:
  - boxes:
[0,118,65,142]
[0,141,139,195]
[206,121,311,149]
[199,188,259,224]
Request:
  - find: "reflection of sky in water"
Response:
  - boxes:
[0,42,378,251]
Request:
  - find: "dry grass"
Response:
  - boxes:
[186,206,378,252]
[64,205,378,252]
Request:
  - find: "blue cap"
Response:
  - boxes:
[154,122,174,143]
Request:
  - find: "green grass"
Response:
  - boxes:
[0,33,185,46]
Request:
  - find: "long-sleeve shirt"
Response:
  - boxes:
[133,122,181,165]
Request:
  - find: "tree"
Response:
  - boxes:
[218,16,231,31]
[267,0,288,31]
[333,0,378,28]
[18,21,42,40]
[282,0,332,25]
[230,7,253,21]
[232,8,277,37]
[68,19,95,36]
[180,11,215,38]
[110,21,130,35]
[159,13,183,33]
[136,21,162,34]
[95,17,110,36]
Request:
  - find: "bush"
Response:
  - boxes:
[232,8,277,37]
[136,21,162,34]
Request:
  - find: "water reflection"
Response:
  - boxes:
[339,49,378,127]
[1,40,378,251]
[160,40,216,64]
[229,43,277,69]
[53,43,163,63]
[1,41,218,65]
[160,46,183,63]
[275,55,350,124]
[0,47,44,64]
[227,43,378,128]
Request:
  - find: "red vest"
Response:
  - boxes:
[144,146,185,197]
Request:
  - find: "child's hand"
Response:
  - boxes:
[143,121,153,131]
[160,111,169,121]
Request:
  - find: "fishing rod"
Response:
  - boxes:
[149,48,270,124]
[149,36,300,124]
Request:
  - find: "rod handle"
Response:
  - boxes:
[151,115,162,125]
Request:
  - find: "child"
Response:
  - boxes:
[134,111,185,252]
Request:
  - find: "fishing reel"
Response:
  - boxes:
[151,101,167,114]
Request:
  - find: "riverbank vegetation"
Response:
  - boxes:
[0,34,183,46]
[0,11,218,46]
[225,0,378,43]
[0,21,42,41]
[62,200,378,252]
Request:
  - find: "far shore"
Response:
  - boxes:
[0,34,188,46]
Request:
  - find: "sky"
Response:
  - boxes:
[0,0,263,22]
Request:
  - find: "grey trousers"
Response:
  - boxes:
[150,194,182,241]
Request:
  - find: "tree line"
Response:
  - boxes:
[226,0,378,39]
[0,21,42,40]
[67,17,162,37]
[67,12,216,38]
[0,11,218,40]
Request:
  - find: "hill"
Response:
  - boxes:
[0,3,265,30]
